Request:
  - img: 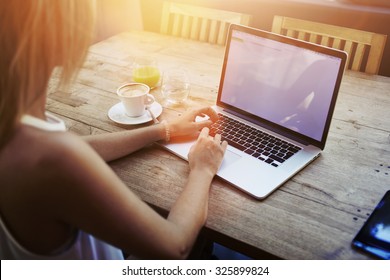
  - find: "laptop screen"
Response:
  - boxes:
[218,26,346,147]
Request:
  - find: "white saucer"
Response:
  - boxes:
[108,102,163,125]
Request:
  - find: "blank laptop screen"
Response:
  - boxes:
[219,29,343,142]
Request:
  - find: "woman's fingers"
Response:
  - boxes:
[214,133,222,143]
[199,127,210,138]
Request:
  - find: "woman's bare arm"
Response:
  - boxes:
[82,107,219,162]
[82,124,166,162]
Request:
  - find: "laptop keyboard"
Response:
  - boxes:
[210,114,302,167]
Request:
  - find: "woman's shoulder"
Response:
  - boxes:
[1,125,95,183]
[21,125,89,160]
[30,128,100,176]
[0,125,109,212]
[0,126,90,212]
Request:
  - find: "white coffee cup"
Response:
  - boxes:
[117,83,155,117]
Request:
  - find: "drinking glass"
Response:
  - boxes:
[132,57,161,89]
[161,69,190,105]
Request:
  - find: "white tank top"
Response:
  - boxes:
[0,113,124,259]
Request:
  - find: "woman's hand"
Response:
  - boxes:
[188,127,228,177]
[167,107,219,138]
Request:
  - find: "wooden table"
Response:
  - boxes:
[47,30,390,259]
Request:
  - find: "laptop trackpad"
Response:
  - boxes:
[219,149,241,171]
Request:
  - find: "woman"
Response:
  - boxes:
[0,0,227,259]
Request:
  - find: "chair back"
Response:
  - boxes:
[161,1,252,45]
[272,16,387,74]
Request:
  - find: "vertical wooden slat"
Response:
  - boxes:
[181,15,191,38]
[199,18,208,42]
[217,22,229,45]
[351,44,365,72]
[297,31,305,41]
[271,15,283,34]
[208,19,218,44]
[343,41,353,55]
[332,38,342,50]
[190,16,200,40]
[286,29,295,38]
[172,14,181,36]
[240,14,252,26]
[309,33,317,43]
[343,41,353,69]
[320,36,330,47]
[366,34,387,74]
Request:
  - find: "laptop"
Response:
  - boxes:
[161,24,347,199]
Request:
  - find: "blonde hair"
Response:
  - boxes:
[0,0,96,148]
